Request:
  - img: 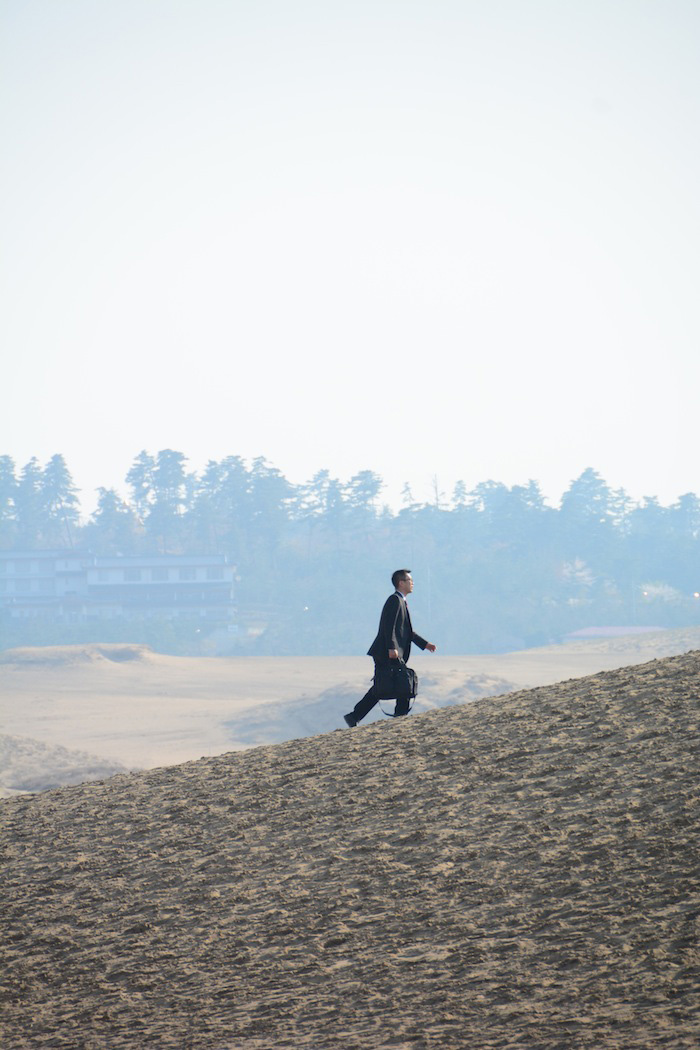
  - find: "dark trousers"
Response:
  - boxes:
[352,661,410,722]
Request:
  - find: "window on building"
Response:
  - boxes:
[206,567,224,580]
[124,569,142,582]
[152,567,169,582]
[179,568,196,581]
[98,570,109,582]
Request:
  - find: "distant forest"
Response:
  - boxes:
[2,450,700,654]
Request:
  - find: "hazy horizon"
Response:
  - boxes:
[3,1,699,514]
[1,448,698,523]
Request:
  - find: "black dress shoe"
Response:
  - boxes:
[343,713,358,727]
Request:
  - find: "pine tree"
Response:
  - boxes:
[85,488,141,554]
[148,449,189,552]
[41,454,80,547]
[14,458,44,547]
[126,451,155,524]
[0,455,17,547]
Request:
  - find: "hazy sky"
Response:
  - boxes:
[2,0,699,514]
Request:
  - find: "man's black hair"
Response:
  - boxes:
[392,568,412,588]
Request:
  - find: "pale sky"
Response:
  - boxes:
[2,0,699,515]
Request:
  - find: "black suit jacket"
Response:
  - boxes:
[367,592,428,664]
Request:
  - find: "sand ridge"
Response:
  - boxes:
[0,643,157,667]
[1,650,699,1048]
[0,734,127,797]
[3,628,700,792]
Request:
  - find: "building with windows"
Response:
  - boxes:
[0,550,87,620]
[0,551,236,626]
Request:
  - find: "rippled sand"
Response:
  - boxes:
[2,649,699,1048]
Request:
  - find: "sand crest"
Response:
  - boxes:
[3,628,700,784]
[0,643,156,667]
[1,649,699,1048]
[0,734,128,797]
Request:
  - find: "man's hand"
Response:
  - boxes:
[388,649,399,659]
[426,643,437,652]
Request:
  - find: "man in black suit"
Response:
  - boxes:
[344,569,437,726]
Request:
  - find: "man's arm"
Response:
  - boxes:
[386,609,438,658]
[379,594,403,658]
[390,639,436,656]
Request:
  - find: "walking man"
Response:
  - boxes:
[344,569,437,726]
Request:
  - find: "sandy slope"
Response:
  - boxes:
[1,649,699,1049]
[0,734,127,797]
[2,629,700,797]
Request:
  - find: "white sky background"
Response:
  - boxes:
[2,0,699,516]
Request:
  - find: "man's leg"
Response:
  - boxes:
[350,683,380,724]
[394,697,410,717]
[344,663,381,726]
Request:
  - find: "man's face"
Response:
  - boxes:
[398,574,414,595]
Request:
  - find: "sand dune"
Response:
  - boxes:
[3,628,700,795]
[0,643,157,667]
[1,649,699,1048]
[0,734,127,797]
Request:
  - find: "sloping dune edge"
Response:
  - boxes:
[0,643,156,666]
[1,650,699,1049]
[0,734,129,797]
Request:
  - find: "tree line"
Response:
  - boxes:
[1,450,699,653]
